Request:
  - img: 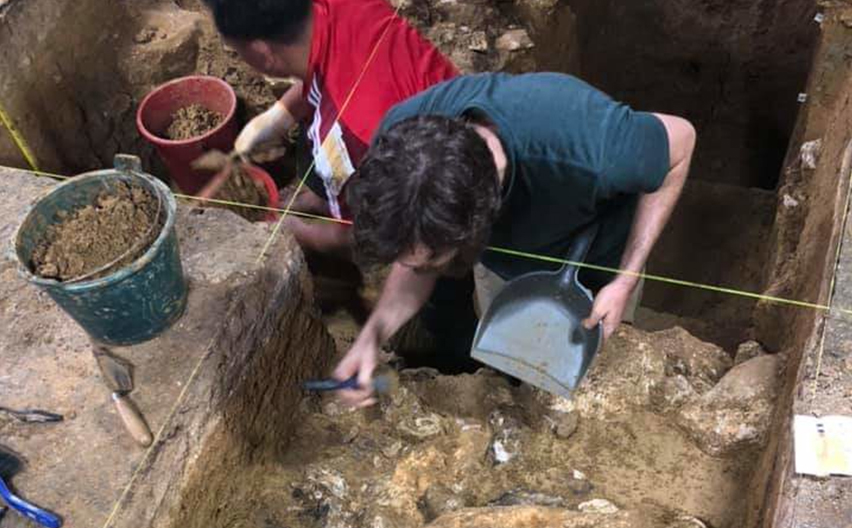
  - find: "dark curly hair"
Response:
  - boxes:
[346,115,502,267]
[202,0,312,44]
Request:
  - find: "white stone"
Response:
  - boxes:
[578,498,619,514]
[495,29,534,51]
[800,139,822,170]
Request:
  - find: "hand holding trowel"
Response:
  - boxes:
[91,341,153,447]
[191,141,287,202]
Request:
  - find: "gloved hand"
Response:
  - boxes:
[234,100,294,156]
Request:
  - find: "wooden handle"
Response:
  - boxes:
[112,393,153,447]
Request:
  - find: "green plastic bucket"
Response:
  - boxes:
[13,154,188,346]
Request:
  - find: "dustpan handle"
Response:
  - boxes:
[558,222,598,290]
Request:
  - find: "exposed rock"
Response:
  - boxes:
[651,374,698,411]
[397,412,445,440]
[547,326,734,418]
[676,355,781,456]
[121,7,203,89]
[489,490,569,508]
[568,325,668,416]
[381,440,404,459]
[495,28,534,51]
[734,340,767,366]
[799,138,822,170]
[426,506,650,528]
[577,326,722,414]
[666,514,708,528]
[488,409,523,465]
[553,410,580,439]
[565,472,593,496]
[579,498,620,514]
[395,0,542,74]
[655,327,732,393]
[421,484,466,521]
[468,30,488,52]
[292,467,357,528]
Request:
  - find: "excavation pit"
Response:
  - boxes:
[0,0,851,526]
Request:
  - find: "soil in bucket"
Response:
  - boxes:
[30,181,162,281]
[165,104,224,141]
[211,164,270,222]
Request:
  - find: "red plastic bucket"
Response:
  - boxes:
[243,164,280,222]
[136,76,238,195]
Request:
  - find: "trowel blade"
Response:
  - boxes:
[92,343,134,393]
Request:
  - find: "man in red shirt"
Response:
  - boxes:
[203,0,458,255]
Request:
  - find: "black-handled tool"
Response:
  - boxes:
[0,407,63,424]
[303,373,396,395]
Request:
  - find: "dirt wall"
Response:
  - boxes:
[0,0,276,179]
[749,8,852,526]
[567,0,818,190]
[0,0,128,171]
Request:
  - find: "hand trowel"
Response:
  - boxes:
[91,342,153,447]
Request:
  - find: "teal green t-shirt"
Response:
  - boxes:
[377,72,670,288]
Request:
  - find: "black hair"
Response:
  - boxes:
[346,115,502,267]
[202,0,312,44]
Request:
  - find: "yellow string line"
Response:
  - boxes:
[11,167,355,224]
[254,2,404,264]
[99,334,219,528]
[487,246,852,316]
[13,164,852,316]
[10,158,852,527]
[0,101,40,171]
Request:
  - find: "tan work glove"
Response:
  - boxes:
[234,100,295,156]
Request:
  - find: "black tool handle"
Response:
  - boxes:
[559,223,599,290]
[303,374,392,394]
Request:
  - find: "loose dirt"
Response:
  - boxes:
[165,104,223,140]
[212,164,270,222]
[31,181,161,281]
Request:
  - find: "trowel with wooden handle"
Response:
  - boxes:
[191,142,288,201]
[91,342,153,447]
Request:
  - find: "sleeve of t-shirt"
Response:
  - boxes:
[599,110,671,197]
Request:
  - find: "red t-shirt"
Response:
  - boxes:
[303,0,458,218]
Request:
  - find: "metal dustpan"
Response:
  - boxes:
[471,223,602,398]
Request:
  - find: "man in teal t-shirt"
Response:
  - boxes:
[332,73,696,407]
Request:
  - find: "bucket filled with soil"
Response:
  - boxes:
[14,154,188,346]
[136,75,238,194]
[196,159,279,222]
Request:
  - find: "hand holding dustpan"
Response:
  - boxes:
[471,223,602,399]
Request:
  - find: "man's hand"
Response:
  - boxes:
[235,101,294,156]
[582,278,635,340]
[329,264,438,408]
[332,333,380,408]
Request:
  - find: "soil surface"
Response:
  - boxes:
[212,164,270,222]
[165,104,223,140]
[31,181,160,281]
[174,306,771,528]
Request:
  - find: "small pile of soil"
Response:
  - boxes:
[31,182,161,281]
[213,164,270,222]
[165,104,223,140]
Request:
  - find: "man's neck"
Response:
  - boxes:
[473,124,508,187]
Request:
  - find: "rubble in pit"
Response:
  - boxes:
[391,0,579,74]
[216,326,781,528]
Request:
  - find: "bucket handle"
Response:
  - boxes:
[114,154,143,174]
[558,222,599,291]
